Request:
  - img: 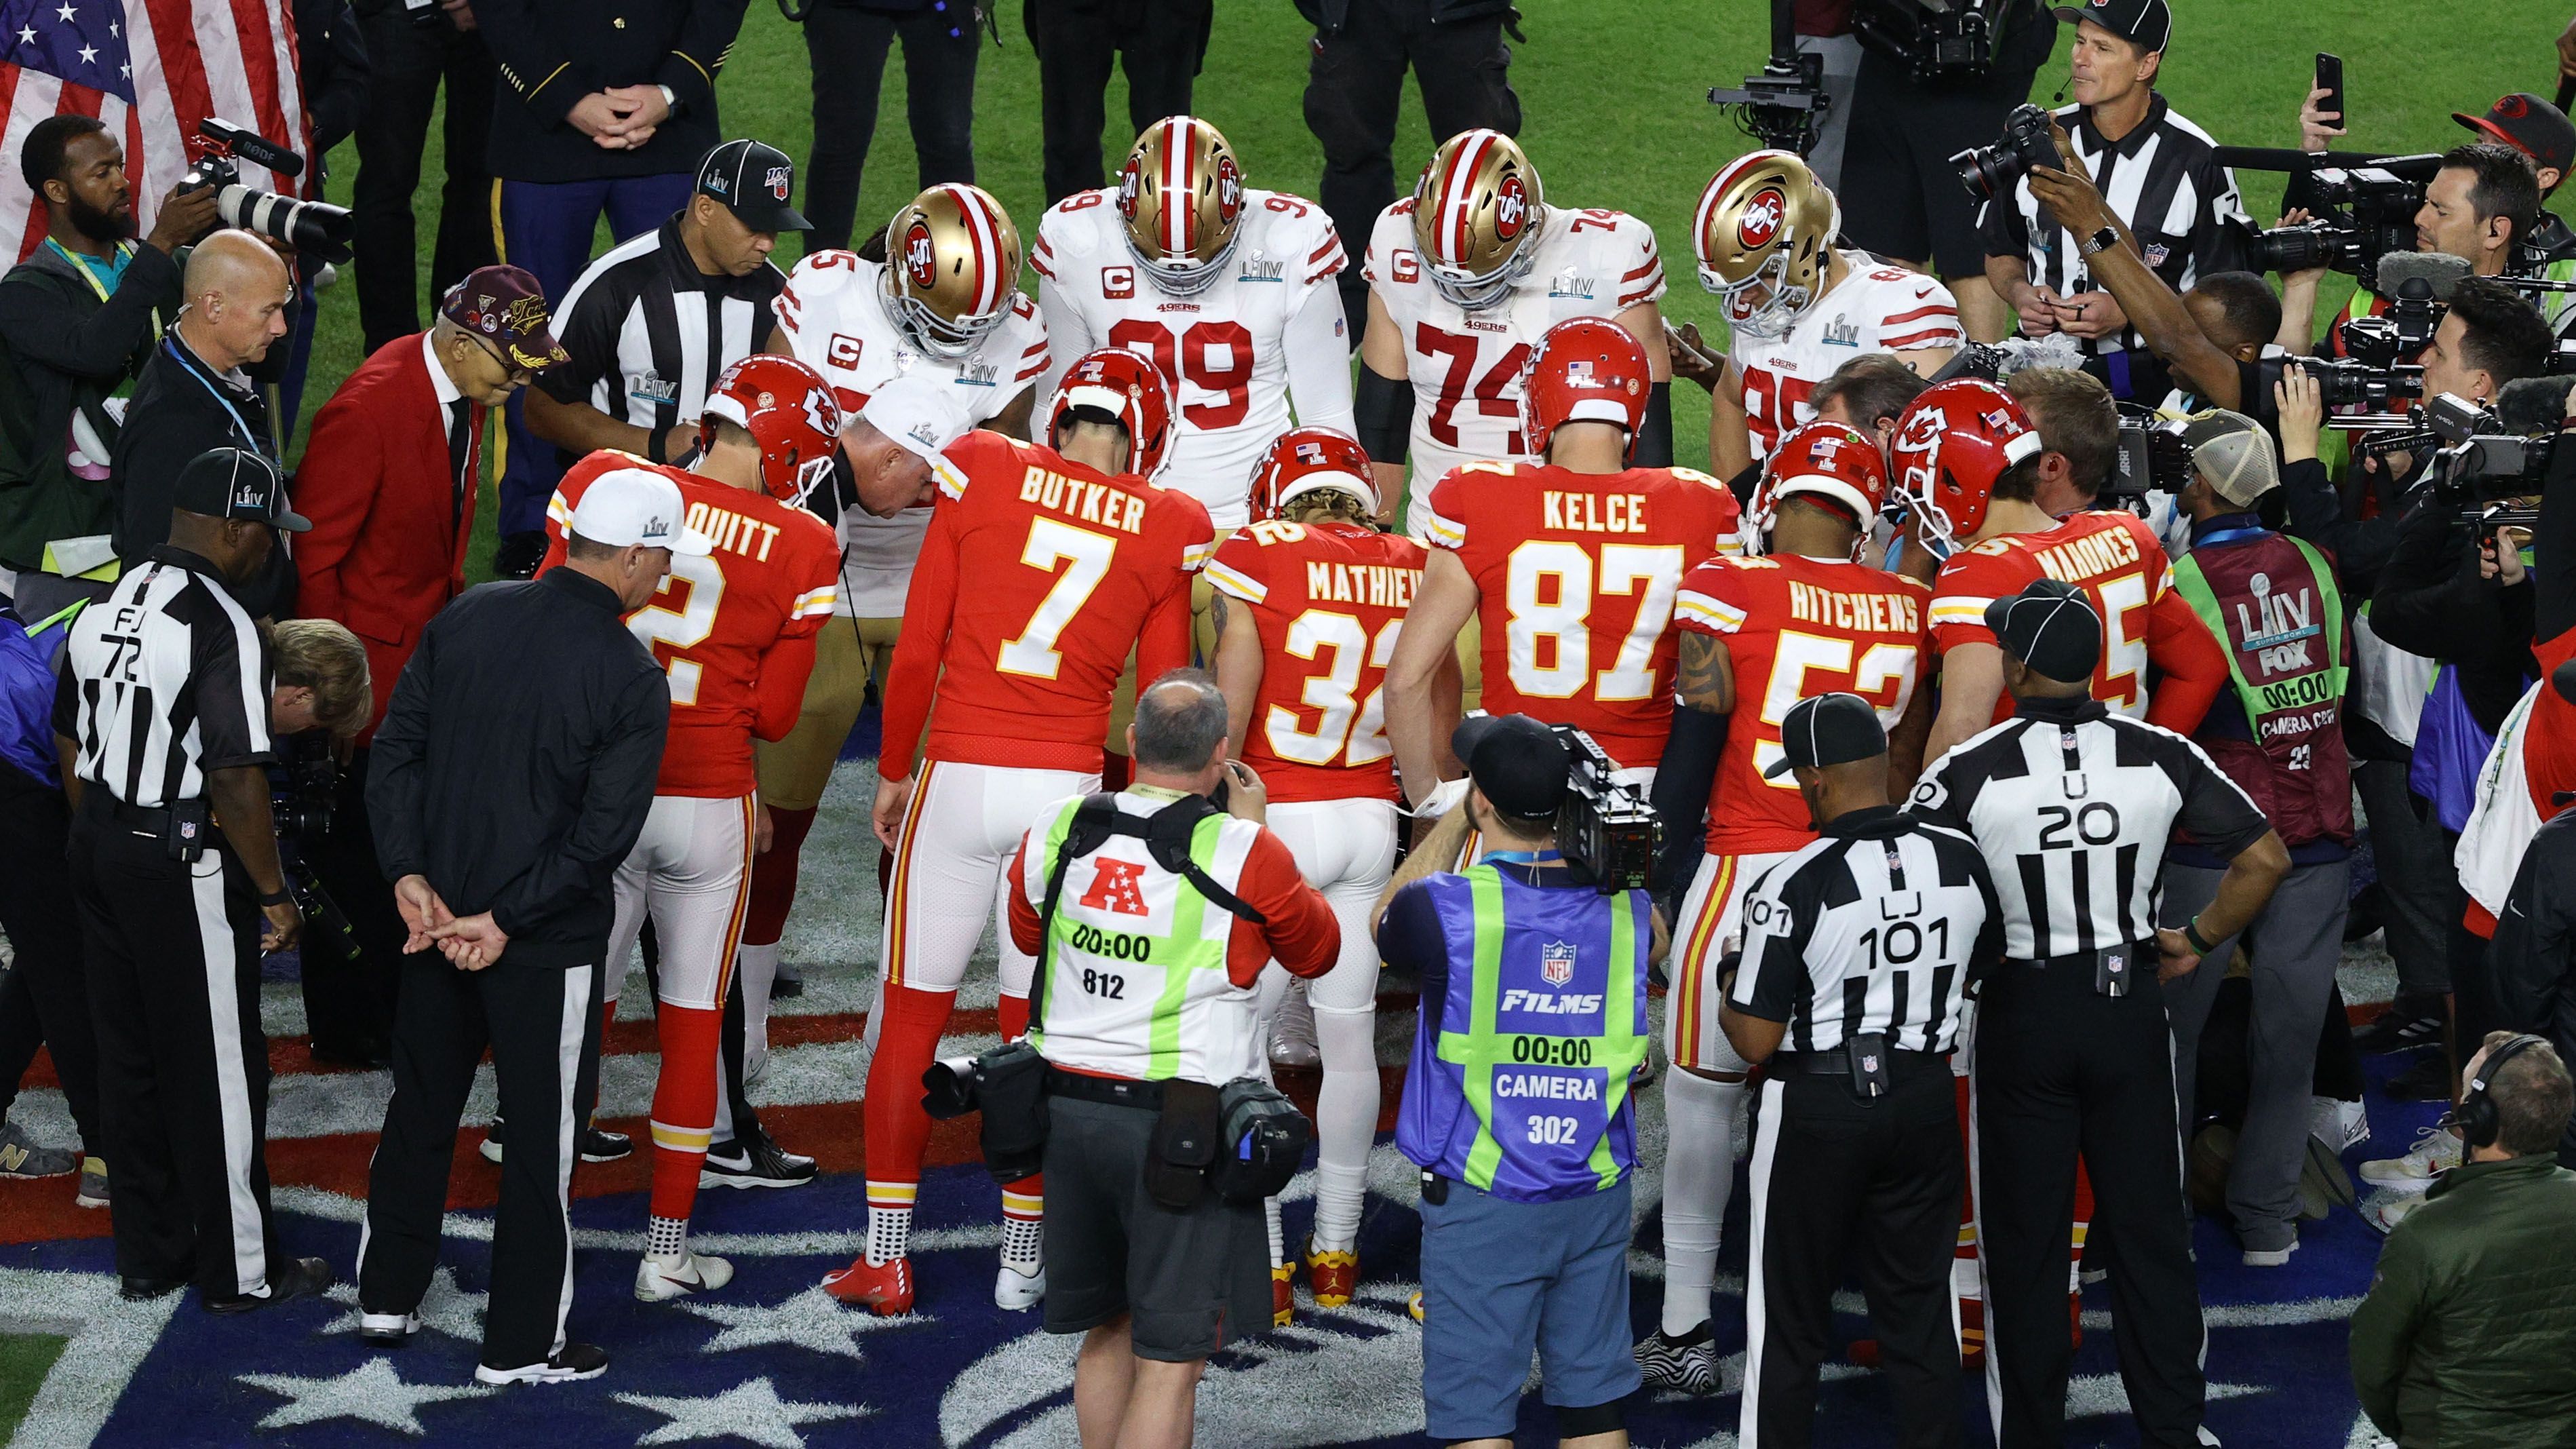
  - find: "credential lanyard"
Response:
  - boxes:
[163,340,265,455]
[46,239,160,341]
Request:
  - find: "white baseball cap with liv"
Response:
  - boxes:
[568,469,716,556]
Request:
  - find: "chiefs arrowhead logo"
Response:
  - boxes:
[903,218,939,290]
[1494,172,1529,241]
[1738,186,1787,250]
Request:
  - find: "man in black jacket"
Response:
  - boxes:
[355,466,684,1385]
[0,117,212,620]
[1024,0,1213,207]
[2494,665,2576,1169]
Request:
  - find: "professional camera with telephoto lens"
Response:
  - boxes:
[2421,384,2563,526]
[269,735,359,962]
[2105,405,2192,501]
[1709,50,1831,157]
[1951,102,2059,202]
[179,118,353,263]
[2219,151,2436,291]
[2299,356,2425,411]
[1854,0,2002,83]
[1550,726,1660,894]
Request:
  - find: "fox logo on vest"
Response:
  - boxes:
[1078,857,1151,917]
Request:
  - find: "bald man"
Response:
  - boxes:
[111,229,297,613]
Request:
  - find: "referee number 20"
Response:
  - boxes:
[1525,1115,1580,1146]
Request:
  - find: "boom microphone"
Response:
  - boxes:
[2371,250,2474,302]
[2495,376,2571,437]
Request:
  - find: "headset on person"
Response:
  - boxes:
[2455,1034,2552,1151]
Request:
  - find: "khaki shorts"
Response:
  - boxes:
[754,617,899,811]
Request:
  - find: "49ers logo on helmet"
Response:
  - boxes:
[1738,186,1787,250]
[1116,161,1143,221]
[1215,153,1243,225]
[1495,173,1529,241]
[903,220,937,290]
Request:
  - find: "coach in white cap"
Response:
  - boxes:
[357,467,697,1386]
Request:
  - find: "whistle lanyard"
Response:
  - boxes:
[46,239,160,341]
[163,339,265,455]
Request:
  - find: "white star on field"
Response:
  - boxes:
[319,1265,486,1343]
[617,1377,867,1448]
[238,1358,494,1435]
[678,1283,926,1360]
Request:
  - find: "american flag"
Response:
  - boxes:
[0,0,310,260]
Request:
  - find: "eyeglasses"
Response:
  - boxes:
[464,333,534,385]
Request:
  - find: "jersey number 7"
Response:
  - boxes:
[998,518,1117,679]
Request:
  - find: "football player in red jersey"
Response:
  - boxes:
[826,349,1217,1317]
[535,355,845,1301]
[1207,427,1431,1315]
[1384,317,1740,803]
[1897,377,2225,765]
[1633,421,1934,1389]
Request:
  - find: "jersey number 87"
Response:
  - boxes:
[1504,541,1683,701]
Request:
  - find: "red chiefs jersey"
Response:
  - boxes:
[879,429,1216,778]
[1675,552,1930,854]
[1204,518,1427,805]
[1928,509,2224,731]
[541,452,840,798]
[1420,461,1742,769]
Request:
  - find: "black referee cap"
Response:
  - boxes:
[2052,0,2170,54]
[1985,579,2099,684]
[170,447,309,533]
[696,139,811,233]
[1452,714,1572,820]
[1763,693,1888,778]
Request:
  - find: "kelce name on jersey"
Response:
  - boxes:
[684,500,785,562]
[1304,562,1422,609]
[1788,581,1921,635]
[1019,466,1148,535]
[1542,490,1650,534]
[2029,522,2141,585]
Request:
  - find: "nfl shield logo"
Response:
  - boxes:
[2143,242,2170,268]
[1860,1052,1880,1073]
[1540,941,1576,986]
[766,166,793,201]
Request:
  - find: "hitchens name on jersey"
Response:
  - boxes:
[685,500,793,562]
[1019,465,1149,535]
[1542,490,1654,534]
[1304,561,1420,610]
[1787,580,1922,636]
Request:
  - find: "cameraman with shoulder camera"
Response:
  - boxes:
[2280,144,2540,359]
[1978,0,2248,402]
[999,671,1338,1448]
[1378,712,1657,1449]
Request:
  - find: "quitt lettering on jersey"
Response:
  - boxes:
[683,501,783,562]
[1541,490,1650,534]
[2031,523,2141,584]
[1787,581,1921,636]
[1302,562,1422,609]
[1019,465,1148,535]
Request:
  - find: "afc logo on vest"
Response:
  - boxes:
[1080,859,1151,917]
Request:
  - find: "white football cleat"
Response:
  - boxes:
[634,1250,735,1302]
[994,1262,1046,1311]
[2358,1125,2459,1195]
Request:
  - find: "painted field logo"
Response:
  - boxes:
[1540,940,1576,986]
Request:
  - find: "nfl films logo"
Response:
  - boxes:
[1101,265,1135,300]
[1540,941,1576,987]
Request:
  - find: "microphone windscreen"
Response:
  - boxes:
[2496,375,2571,436]
[2373,250,2474,302]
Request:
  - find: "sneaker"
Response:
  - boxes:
[2368,1195,2427,1233]
[1303,1237,1358,1308]
[2384,1055,2455,1102]
[1272,1262,1294,1327]
[2360,1125,2461,1194]
[475,1342,608,1385]
[481,1119,631,1165]
[821,1256,914,1316]
[2353,1001,2444,1054]
[994,1263,1045,1311]
[699,1129,816,1189]
[634,1250,734,1302]
[1269,982,1320,1070]
[2309,1096,2371,1155]
[2241,1233,2299,1268]
[357,1310,419,1346]
[772,962,804,1001]
[0,1121,75,1178]
[75,1157,107,1208]
[206,1256,334,1313]
[1635,1324,1719,1395]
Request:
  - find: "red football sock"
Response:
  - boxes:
[744,805,818,948]
[648,1002,724,1222]
[862,982,958,1184]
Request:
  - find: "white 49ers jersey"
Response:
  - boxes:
[774,249,1050,617]
[1728,252,1962,459]
[1033,187,1349,532]
[1364,201,1664,526]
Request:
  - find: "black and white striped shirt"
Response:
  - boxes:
[1729,806,2002,1054]
[1979,94,2250,362]
[54,546,272,807]
[539,217,785,445]
[1907,695,2270,961]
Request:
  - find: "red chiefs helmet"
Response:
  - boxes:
[697,354,845,507]
[1519,317,1652,459]
[1751,420,1888,547]
[1888,379,2043,552]
[1049,347,1176,480]
[1251,427,1377,521]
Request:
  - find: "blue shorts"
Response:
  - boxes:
[1418,1173,1639,1440]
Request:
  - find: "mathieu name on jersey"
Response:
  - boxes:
[1929,509,2179,720]
[1205,518,1428,805]
[1420,459,1740,770]
[1675,552,1930,854]
[541,451,840,798]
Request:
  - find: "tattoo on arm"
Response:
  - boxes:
[1677,634,1730,713]
[1208,589,1227,640]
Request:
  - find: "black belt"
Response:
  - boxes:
[1044,1066,1165,1111]
[2014,940,2159,971]
[1771,1045,1948,1076]
[80,792,203,835]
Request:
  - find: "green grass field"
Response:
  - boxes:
[288,0,2576,585]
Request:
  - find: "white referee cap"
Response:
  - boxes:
[569,468,714,556]
[858,375,973,468]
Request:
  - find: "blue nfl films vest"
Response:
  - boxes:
[1396,864,1652,1203]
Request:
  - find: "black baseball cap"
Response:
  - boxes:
[1985,579,2100,684]
[171,447,309,533]
[2052,0,2171,54]
[1762,693,1889,778]
[1451,714,1572,820]
[2455,94,2576,180]
[695,139,810,233]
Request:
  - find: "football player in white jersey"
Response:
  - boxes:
[748,182,1047,1059]
[1685,150,1965,480]
[1356,128,1673,535]
[1033,115,1355,534]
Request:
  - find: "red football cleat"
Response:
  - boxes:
[1303,1238,1358,1309]
[1271,1262,1294,1328]
[822,1256,914,1316]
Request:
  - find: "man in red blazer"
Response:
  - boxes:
[291,263,568,1065]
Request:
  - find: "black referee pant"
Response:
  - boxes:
[1974,950,2204,1449]
[1744,1055,1962,1449]
[359,952,602,1371]
[1025,0,1212,205]
[65,796,282,1296]
[352,5,496,354]
[0,763,100,1154]
[300,744,404,1057]
[800,0,979,254]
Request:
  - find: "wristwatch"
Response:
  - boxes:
[258,886,294,909]
[2077,225,2120,258]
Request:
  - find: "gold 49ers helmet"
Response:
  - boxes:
[1411,129,1546,311]
[1118,115,1247,296]
[882,182,1024,360]
[1692,149,1839,340]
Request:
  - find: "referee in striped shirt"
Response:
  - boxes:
[54,447,332,1310]
[1909,581,2288,1449]
[1725,693,2002,1449]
